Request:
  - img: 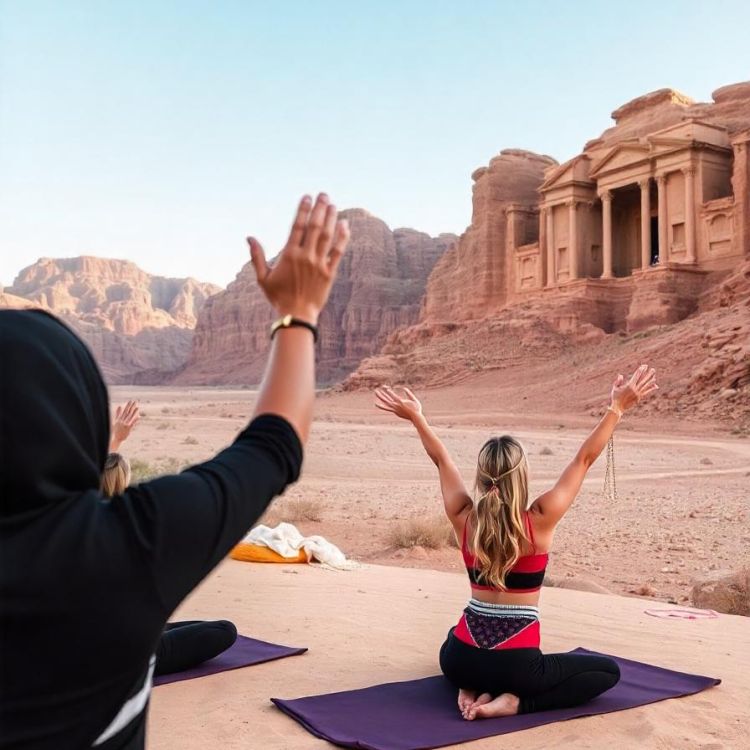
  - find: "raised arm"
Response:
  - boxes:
[374,386,472,527]
[534,364,658,528]
[117,194,351,613]
[248,194,349,441]
[109,400,140,452]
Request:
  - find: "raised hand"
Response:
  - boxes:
[610,364,658,414]
[247,194,350,324]
[374,386,423,422]
[111,400,140,451]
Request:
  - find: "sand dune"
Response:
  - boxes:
[149,561,748,749]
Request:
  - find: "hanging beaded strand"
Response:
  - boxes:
[603,434,617,502]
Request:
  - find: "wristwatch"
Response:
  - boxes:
[270,314,319,343]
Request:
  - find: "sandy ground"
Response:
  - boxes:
[112,385,750,605]
[148,561,748,749]
[123,384,749,747]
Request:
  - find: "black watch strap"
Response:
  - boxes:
[270,314,319,343]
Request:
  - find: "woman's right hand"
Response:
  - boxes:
[111,400,140,451]
[610,364,658,413]
[248,194,350,325]
[374,386,423,421]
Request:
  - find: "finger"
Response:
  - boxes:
[640,383,659,397]
[376,390,399,407]
[636,368,655,386]
[382,386,401,402]
[288,195,312,248]
[374,402,396,414]
[403,387,419,402]
[377,392,400,411]
[316,203,338,260]
[247,237,270,285]
[302,193,330,255]
[115,405,122,420]
[326,219,350,276]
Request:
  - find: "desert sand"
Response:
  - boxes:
[148,561,748,749]
[122,383,750,747]
[115,385,749,606]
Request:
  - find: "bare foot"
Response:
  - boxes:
[467,693,520,720]
[462,692,491,720]
[457,689,476,715]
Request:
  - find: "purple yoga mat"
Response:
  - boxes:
[153,635,306,687]
[272,648,720,750]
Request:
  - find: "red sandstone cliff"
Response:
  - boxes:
[585,82,750,151]
[175,209,456,385]
[422,149,557,322]
[3,257,220,383]
[345,84,750,427]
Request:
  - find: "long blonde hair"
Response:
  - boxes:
[469,436,530,590]
[101,453,131,498]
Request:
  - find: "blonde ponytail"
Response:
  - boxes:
[101,453,131,498]
[469,437,530,590]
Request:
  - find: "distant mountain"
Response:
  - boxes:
[3,256,221,383]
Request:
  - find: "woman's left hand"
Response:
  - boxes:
[374,386,423,421]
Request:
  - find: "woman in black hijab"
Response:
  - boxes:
[0,194,349,749]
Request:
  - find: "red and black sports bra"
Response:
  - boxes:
[461,512,548,593]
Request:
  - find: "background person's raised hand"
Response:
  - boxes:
[374,386,424,421]
[610,364,658,414]
[247,194,350,324]
[110,400,140,451]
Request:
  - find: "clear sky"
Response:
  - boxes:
[1,0,749,287]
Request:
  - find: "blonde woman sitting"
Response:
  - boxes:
[374,365,657,720]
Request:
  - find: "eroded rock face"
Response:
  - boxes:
[422,150,557,323]
[4,257,220,383]
[176,209,456,385]
[690,568,750,616]
[584,81,750,151]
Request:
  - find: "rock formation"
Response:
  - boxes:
[422,149,557,322]
[176,209,456,385]
[3,257,220,383]
[691,568,750,616]
[346,82,750,428]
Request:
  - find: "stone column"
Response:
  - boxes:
[656,173,668,264]
[545,207,555,286]
[639,179,651,270]
[683,166,696,263]
[567,200,579,280]
[539,207,547,287]
[600,190,613,278]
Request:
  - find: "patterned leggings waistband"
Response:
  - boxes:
[466,599,540,620]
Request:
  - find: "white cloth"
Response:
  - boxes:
[244,522,356,570]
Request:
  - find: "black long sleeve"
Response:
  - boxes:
[0,413,302,749]
[117,413,303,614]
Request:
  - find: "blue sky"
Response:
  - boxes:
[1,0,749,287]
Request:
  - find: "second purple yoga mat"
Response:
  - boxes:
[272,647,720,750]
[153,635,306,686]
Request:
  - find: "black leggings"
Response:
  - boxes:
[154,620,237,676]
[439,629,620,714]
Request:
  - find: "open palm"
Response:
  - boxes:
[611,364,658,413]
[374,386,423,421]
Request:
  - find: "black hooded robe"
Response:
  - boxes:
[0,310,302,748]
